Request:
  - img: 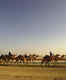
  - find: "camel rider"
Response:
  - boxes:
[50,51,54,56]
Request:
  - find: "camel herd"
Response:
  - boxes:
[0,51,42,64]
[0,51,66,65]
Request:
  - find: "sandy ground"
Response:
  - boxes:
[0,65,66,80]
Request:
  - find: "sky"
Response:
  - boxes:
[0,0,66,49]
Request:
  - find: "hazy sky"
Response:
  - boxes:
[0,0,66,49]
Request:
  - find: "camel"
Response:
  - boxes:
[41,51,57,67]
[16,55,24,64]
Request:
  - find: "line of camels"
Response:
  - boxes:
[0,51,66,66]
